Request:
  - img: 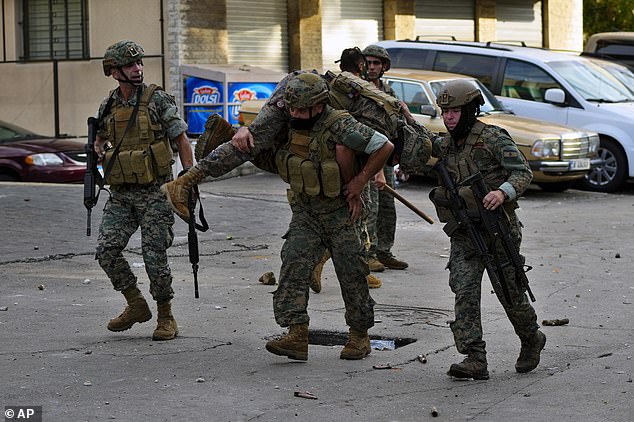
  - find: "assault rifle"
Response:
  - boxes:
[83,117,105,236]
[433,159,516,305]
[466,171,536,303]
[185,182,209,298]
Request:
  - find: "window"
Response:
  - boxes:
[21,0,89,60]
[388,48,431,69]
[502,60,560,102]
[432,52,497,89]
[387,80,430,113]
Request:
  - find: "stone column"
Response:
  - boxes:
[543,0,583,51]
[475,0,496,43]
[383,0,415,41]
[288,0,323,71]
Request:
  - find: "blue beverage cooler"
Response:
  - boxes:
[181,64,285,136]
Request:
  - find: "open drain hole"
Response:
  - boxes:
[308,329,417,350]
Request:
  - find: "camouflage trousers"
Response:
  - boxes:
[96,183,175,303]
[365,165,396,258]
[448,213,538,360]
[274,191,375,330]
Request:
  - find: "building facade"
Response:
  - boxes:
[0,0,582,136]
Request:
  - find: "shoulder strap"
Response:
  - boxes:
[140,84,161,105]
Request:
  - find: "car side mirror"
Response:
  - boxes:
[419,105,437,118]
[544,88,566,105]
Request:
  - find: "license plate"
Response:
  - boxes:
[569,158,590,170]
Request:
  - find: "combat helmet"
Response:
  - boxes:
[283,73,329,109]
[362,45,391,71]
[436,79,484,108]
[102,40,145,76]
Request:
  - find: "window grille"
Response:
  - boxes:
[21,0,88,60]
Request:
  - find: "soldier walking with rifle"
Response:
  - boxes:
[87,40,193,341]
[429,80,546,380]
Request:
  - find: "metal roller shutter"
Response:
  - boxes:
[496,0,543,47]
[227,0,288,72]
[415,0,475,42]
[321,0,383,73]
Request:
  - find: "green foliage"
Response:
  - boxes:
[584,0,634,40]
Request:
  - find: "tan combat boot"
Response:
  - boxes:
[448,356,489,380]
[310,250,331,294]
[160,167,205,223]
[368,257,385,272]
[366,274,382,289]
[107,286,152,332]
[340,328,371,360]
[194,113,236,161]
[515,330,546,373]
[152,302,178,341]
[265,323,309,361]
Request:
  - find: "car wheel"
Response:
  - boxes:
[0,173,19,181]
[577,138,627,193]
[537,181,572,192]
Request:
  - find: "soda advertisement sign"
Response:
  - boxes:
[227,82,277,125]
[184,77,278,134]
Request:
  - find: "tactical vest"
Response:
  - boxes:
[325,70,401,139]
[275,109,348,198]
[102,84,174,185]
[431,121,518,223]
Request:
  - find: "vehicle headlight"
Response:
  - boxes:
[25,153,64,166]
[531,139,560,158]
[588,134,600,153]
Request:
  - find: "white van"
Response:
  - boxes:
[375,39,634,192]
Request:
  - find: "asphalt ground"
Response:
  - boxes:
[1,171,633,421]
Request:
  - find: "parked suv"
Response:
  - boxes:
[238,70,601,192]
[375,39,634,192]
[583,32,634,69]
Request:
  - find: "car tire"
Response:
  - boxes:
[537,181,572,193]
[577,138,627,193]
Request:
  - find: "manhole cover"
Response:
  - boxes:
[308,329,416,350]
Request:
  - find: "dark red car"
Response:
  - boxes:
[0,121,87,183]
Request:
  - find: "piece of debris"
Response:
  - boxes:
[372,364,394,370]
[294,391,317,400]
[431,406,439,417]
[542,318,569,326]
[259,272,276,285]
[82,279,91,285]
[37,284,45,290]
[598,352,613,358]
[83,381,92,386]
[226,235,233,240]
[196,377,206,383]
[0,306,8,311]
[417,354,427,364]
[615,253,621,258]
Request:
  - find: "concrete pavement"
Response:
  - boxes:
[1,173,632,421]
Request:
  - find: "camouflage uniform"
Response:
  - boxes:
[275,107,385,330]
[365,80,398,263]
[432,121,538,363]
[195,70,431,179]
[95,86,188,303]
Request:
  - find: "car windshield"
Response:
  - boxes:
[549,59,634,103]
[588,58,634,96]
[429,79,506,113]
[0,122,42,142]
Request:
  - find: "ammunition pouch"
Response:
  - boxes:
[104,139,173,185]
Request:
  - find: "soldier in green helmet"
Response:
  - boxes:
[430,79,546,380]
[94,40,193,341]
[263,72,393,361]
